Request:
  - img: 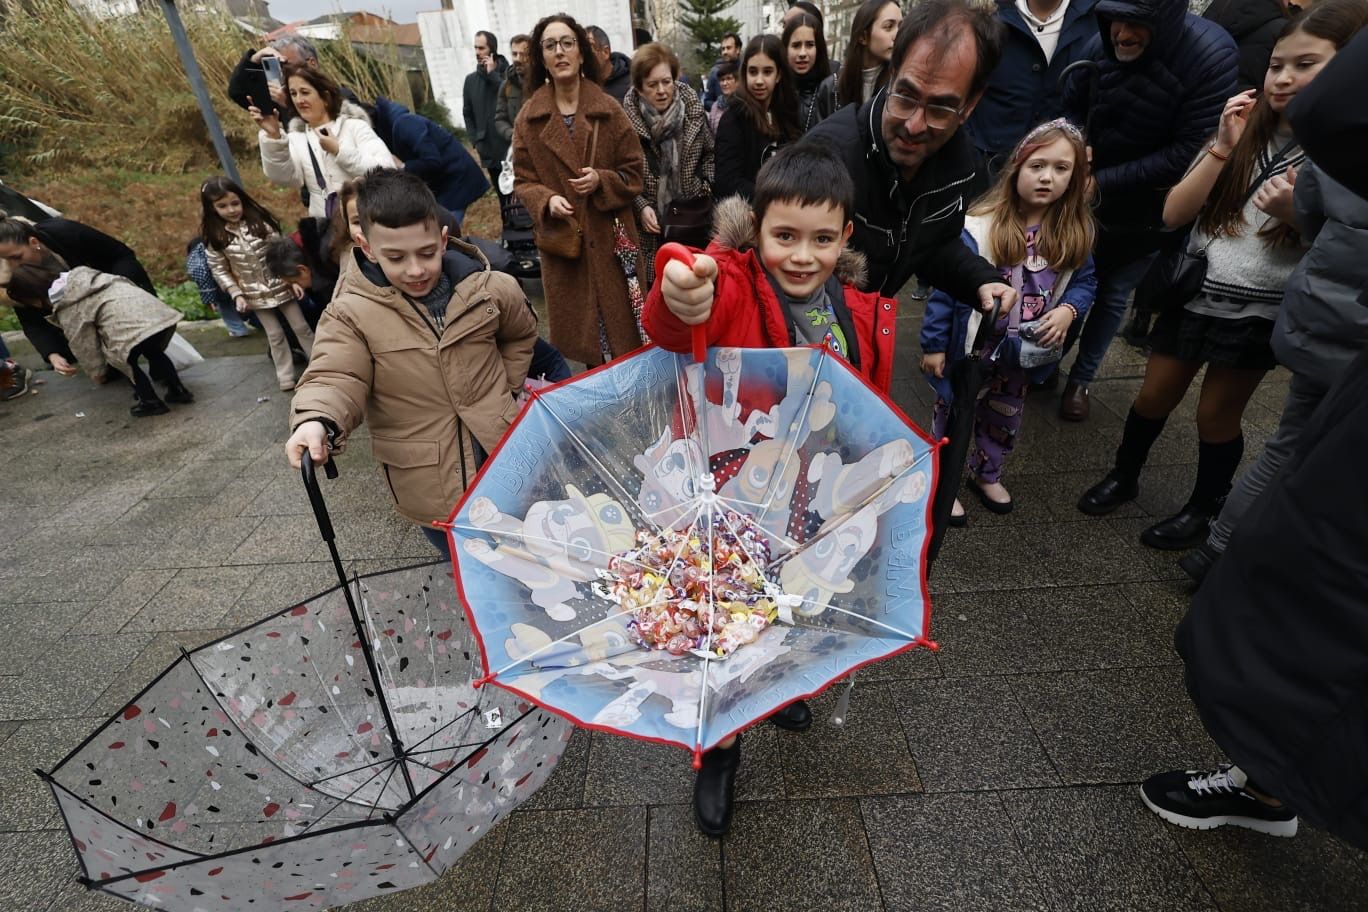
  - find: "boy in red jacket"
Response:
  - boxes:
[644,143,898,394]
[643,144,898,838]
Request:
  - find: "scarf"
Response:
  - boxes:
[641,91,688,213]
[413,271,454,332]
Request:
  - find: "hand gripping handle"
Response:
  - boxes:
[655,242,708,363]
[300,449,340,545]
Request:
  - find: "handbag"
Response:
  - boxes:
[498,147,515,196]
[1143,138,1301,315]
[660,195,714,249]
[536,119,599,259]
[995,265,1064,371]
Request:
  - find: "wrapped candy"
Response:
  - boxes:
[611,511,784,659]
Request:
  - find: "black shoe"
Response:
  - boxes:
[969,477,1013,515]
[162,378,195,404]
[1140,765,1297,837]
[693,737,741,838]
[1078,472,1139,516]
[1179,542,1220,585]
[769,700,812,732]
[291,347,309,367]
[1140,504,1215,551]
[130,396,170,417]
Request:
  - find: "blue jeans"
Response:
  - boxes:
[1063,251,1159,386]
[0,335,10,360]
[421,525,452,561]
[530,338,572,382]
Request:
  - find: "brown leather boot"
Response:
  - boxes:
[1060,381,1090,421]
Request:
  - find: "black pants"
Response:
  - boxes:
[127,327,179,401]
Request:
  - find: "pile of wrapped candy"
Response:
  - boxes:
[610,511,779,659]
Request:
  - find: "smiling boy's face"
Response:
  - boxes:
[756,199,852,299]
[359,219,448,298]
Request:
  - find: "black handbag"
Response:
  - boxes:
[1144,139,1300,315]
[660,195,714,249]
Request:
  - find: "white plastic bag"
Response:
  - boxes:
[497,148,515,196]
[165,332,204,371]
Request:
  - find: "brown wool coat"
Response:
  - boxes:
[289,244,537,526]
[513,78,645,364]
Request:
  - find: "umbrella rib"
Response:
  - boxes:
[764,449,934,576]
[537,398,665,534]
[450,523,663,576]
[181,650,396,815]
[782,593,924,641]
[754,350,828,528]
[404,705,481,755]
[293,758,396,836]
[692,497,721,755]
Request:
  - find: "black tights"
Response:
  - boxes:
[127,330,179,400]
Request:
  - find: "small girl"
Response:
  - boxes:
[782,12,836,133]
[1077,4,1359,553]
[1,259,192,417]
[200,176,315,390]
[921,119,1098,519]
[714,35,801,200]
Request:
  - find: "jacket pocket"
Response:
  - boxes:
[371,435,444,521]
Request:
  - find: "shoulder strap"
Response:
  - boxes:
[305,135,327,191]
[587,118,600,168]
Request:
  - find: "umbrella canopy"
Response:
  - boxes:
[448,344,938,762]
[42,519,571,909]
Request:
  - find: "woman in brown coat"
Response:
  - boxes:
[513,13,646,366]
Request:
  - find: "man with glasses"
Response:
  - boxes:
[464,30,511,203]
[805,0,1015,312]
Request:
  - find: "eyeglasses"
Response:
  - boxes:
[885,92,965,130]
[541,37,578,53]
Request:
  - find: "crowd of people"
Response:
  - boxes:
[2,0,1367,852]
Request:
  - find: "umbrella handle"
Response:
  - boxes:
[971,295,1005,358]
[656,242,708,363]
[301,450,340,545]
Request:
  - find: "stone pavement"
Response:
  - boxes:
[1,297,1365,912]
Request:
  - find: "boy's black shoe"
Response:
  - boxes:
[1140,504,1215,551]
[131,395,170,417]
[1078,472,1139,515]
[769,700,812,732]
[162,378,195,404]
[1179,542,1220,585]
[1140,765,1298,837]
[693,737,741,838]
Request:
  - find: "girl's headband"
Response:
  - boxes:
[1012,118,1087,163]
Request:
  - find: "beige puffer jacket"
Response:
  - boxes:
[289,242,538,526]
[204,225,295,310]
[45,267,181,380]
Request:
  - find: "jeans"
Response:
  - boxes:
[421,525,452,562]
[530,338,572,383]
[219,301,255,336]
[1064,251,1159,386]
[0,335,10,360]
[1207,372,1327,553]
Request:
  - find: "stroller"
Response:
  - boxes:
[501,194,541,279]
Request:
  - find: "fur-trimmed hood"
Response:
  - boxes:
[287,99,373,134]
[710,195,870,290]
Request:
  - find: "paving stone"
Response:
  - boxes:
[72,569,178,634]
[893,677,1058,792]
[723,798,882,912]
[1003,785,1219,912]
[226,513,329,564]
[864,792,1049,912]
[930,586,1179,677]
[851,640,940,683]
[646,804,722,912]
[521,726,588,811]
[1172,822,1368,912]
[0,717,104,832]
[6,548,140,603]
[0,829,84,910]
[146,457,254,500]
[582,731,695,807]
[0,601,92,651]
[927,524,1056,594]
[780,683,921,799]
[121,566,260,631]
[1037,520,1164,587]
[493,806,646,912]
[1015,667,1224,785]
[0,635,150,721]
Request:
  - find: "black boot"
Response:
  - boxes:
[130,392,169,417]
[162,376,195,404]
[769,699,812,732]
[1141,436,1243,551]
[1179,542,1220,584]
[1078,407,1166,515]
[693,737,741,838]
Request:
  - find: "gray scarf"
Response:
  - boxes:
[640,90,688,213]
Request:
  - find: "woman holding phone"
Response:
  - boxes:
[251,66,395,219]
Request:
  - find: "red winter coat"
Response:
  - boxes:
[643,196,898,392]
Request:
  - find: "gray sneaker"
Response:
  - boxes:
[1,360,32,401]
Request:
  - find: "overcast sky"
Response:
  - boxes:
[269,0,436,24]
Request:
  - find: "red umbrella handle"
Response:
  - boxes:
[655,242,708,363]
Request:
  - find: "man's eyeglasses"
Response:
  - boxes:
[541,37,578,53]
[885,92,965,130]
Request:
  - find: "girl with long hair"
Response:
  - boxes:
[782,12,836,132]
[921,120,1097,517]
[835,0,903,108]
[714,34,801,200]
[200,176,314,390]
[1077,3,1365,552]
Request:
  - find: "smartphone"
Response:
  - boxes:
[262,55,284,93]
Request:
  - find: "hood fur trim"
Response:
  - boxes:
[288,99,372,134]
[711,195,869,290]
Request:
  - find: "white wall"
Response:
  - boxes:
[418,8,474,127]
[483,0,633,61]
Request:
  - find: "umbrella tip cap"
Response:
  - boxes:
[691,748,703,771]
[474,672,497,687]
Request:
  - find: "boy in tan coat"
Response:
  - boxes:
[285,169,537,557]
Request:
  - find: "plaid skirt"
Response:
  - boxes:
[1148,306,1278,371]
